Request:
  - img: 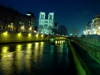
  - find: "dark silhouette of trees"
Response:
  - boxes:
[58,25,68,35]
[52,28,58,34]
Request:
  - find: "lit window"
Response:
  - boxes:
[8,25,10,28]
[27,14,31,16]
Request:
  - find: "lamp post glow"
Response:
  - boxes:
[34,30,36,33]
[29,27,32,30]
[70,33,72,36]
[98,27,100,29]
[21,25,24,32]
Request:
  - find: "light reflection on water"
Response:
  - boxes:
[0,40,69,75]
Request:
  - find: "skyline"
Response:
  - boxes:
[1,0,100,36]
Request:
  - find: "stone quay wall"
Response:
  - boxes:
[71,36,100,64]
[0,31,46,43]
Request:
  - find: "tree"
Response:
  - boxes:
[72,28,80,36]
[52,28,58,34]
[58,25,68,35]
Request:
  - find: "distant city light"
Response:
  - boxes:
[21,25,24,29]
[5,31,8,34]
[41,31,43,33]
[98,27,100,29]
[29,27,32,30]
[34,30,36,33]
[94,31,96,34]
[27,14,31,16]
[70,33,72,36]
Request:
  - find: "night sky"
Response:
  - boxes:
[1,0,100,36]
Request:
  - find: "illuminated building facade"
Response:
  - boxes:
[84,20,94,35]
[0,5,35,32]
[83,14,100,35]
[26,12,35,32]
[94,14,100,35]
[38,12,54,35]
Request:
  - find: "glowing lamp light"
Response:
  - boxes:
[41,42,44,44]
[29,27,32,30]
[41,31,43,33]
[18,32,21,36]
[94,31,96,34]
[34,30,36,33]
[41,34,44,37]
[21,25,24,29]
[36,34,38,37]
[2,46,9,54]
[98,27,100,29]
[28,33,31,36]
[5,31,8,34]
[70,34,72,36]
[55,41,57,43]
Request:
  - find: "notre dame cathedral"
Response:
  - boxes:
[38,12,54,35]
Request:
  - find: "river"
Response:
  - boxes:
[0,40,76,75]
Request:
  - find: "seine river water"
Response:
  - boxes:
[0,40,76,75]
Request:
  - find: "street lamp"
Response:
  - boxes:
[29,27,32,32]
[70,33,72,36]
[34,30,36,33]
[98,27,100,29]
[21,25,25,32]
[29,27,32,30]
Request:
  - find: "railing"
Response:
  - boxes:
[71,37,100,64]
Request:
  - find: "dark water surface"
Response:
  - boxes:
[0,40,76,75]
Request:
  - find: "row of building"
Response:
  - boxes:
[84,14,100,35]
[0,5,35,32]
[0,5,58,35]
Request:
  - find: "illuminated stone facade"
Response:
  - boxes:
[94,14,100,35]
[38,12,54,35]
[84,14,100,35]
[84,19,94,35]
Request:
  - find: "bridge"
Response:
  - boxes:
[0,31,100,75]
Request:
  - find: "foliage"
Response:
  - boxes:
[58,25,68,35]
[52,28,58,34]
